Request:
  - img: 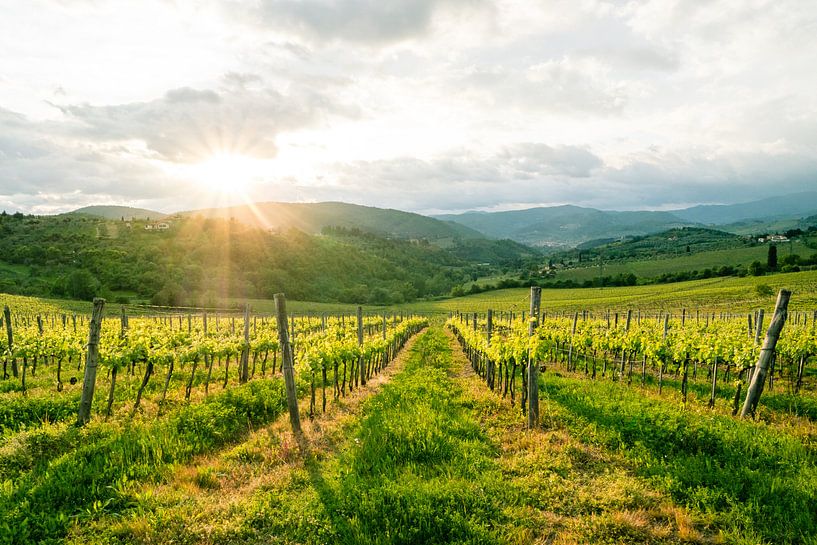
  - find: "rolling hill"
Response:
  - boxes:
[436,192,817,247]
[672,191,817,225]
[66,205,167,221]
[181,201,484,243]
[434,205,691,247]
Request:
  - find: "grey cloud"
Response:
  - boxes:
[576,47,680,73]
[56,84,350,163]
[500,144,602,178]
[222,72,264,89]
[240,0,484,45]
[0,107,182,200]
[459,57,634,115]
[164,87,221,104]
[324,144,817,212]
[336,144,602,189]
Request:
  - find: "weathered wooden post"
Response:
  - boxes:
[274,294,301,434]
[567,312,578,371]
[105,306,127,417]
[527,287,541,430]
[708,356,718,409]
[3,305,16,379]
[754,309,765,345]
[659,313,668,393]
[240,304,250,383]
[487,309,494,389]
[77,298,105,426]
[619,310,632,379]
[741,290,791,418]
[357,306,365,387]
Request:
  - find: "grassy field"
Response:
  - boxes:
[553,240,814,283]
[402,269,817,314]
[57,327,817,544]
[5,268,817,320]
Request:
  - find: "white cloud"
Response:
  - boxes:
[0,0,816,214]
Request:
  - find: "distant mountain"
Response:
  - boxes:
[182,201,484,242]
[434,205,691,247]
[672,191,817,225]
[67,205,166,221]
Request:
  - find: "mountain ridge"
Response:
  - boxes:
[63,191,817,248]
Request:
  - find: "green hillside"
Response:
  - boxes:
[67,205,167,221]
[0,212,535,306]
[435,205,691,246]
[403,269,817,314]
[673,191,817,224]
[547,227,816,283]
[183,201,484,243]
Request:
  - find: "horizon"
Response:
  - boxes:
[8,189,817,219]
[2,1,816,215]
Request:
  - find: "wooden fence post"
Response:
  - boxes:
[741,290,791,418]
[77,298,105,426]
[3,305,17,379]
[357,306,365,387]
[275,294,301,435]
[487,309,494,389]
[528,287,541,430]
[240,304,250,383]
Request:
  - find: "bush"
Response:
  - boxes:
[755,284,774,297]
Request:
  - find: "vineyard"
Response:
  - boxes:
[450,289,817,543]
[0,294,426,544]
[2,289,817,544]
[450,302,817,416]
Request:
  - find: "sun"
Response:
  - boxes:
[191,153,259,195]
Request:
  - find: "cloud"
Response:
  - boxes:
[0,107,184,206]
[457,55,646,115]
[237,0,485,45]
[54,84,351,163]
[2,0,817,217]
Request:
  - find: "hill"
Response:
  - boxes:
[0,212,535,306]
[66,205,166,221]
[401,269,817,313]
[562,227,743,263]
[542,227,817,285]
[434,205,691,247]
[672,191,817,225]
[182,201,484,243]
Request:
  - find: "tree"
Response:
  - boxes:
[748,261,766,276]
[767,244,778,270]
[66,270,100,300]
[780,254,800,267]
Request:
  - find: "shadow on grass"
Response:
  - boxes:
[293,330,506,545]
[540,377,817,544]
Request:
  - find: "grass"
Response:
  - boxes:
[537,374,817,544]
[76,327,716,544]
[0,378,292,544]
[3,280,817,544]
[400,269,817,314]
[9,268,817,320]
[553,241,815,282]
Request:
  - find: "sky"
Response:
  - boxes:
[1,0,816,216]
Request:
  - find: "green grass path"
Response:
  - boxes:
[64,327,738,544]
[185,327,713,545]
